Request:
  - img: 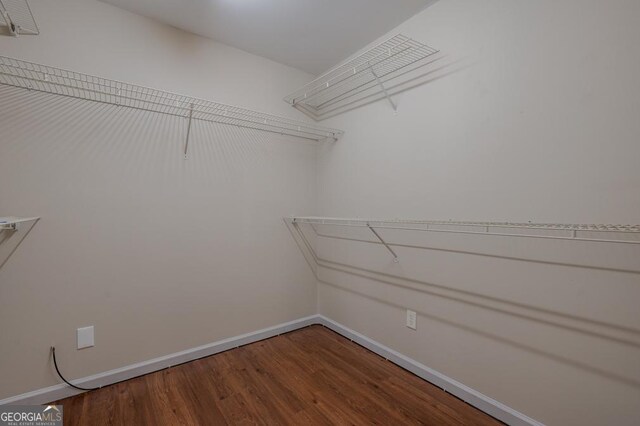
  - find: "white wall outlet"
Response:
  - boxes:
[77,326,94,349]
[406,310,417,330]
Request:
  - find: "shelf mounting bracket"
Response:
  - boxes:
[183,103,194,159]
[369,64,397,112]
[1,10,17,36]
[367,223,399,262]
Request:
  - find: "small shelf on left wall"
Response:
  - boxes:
[0,216,40,231]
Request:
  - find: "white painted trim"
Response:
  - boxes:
[1,313,543,426]
[0,315,319,406]
[316,315,544,426]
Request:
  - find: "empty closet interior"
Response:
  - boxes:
[1,1,639,425]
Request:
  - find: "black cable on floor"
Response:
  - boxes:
[51,347,100,391]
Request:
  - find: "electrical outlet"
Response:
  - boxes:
[406,310,417,330]
[77,326,94,349]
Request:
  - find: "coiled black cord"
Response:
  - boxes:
[51,347,100,391]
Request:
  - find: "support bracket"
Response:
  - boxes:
[367,223,399,262]
[183,103,194,159]
[369,64,397,112]
[1,10,17,36]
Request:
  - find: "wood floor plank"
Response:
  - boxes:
[52,325,503,425]
[248,340,354,425]
[313,326,499,426]
[218,390,263,426]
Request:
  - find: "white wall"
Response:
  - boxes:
[0,0,318,399]
[315,0,640,425]
[2,1,639,424]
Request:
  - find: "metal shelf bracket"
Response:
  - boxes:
[1,9,16,35]
[184,103,194,159]
[369,64,397,112]
[367,222,399,262]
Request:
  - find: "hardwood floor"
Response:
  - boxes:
[53,325,502,425]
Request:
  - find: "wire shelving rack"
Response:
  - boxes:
[0,216,39,231]
[0,56,344,148]
[284,34,439,120]
[290,217,640,245]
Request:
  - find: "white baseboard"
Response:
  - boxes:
[1,314,542,425]
[0,315,319,406]
[316,315,543,426]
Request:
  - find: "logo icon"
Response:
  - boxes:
[0,405,63,425]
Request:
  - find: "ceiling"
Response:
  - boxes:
[101,0,436,75]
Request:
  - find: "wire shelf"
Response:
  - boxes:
[290,217,640,244]
[0,216,39,230]
[284,34,439,120]
[0,56,344,142]
[0,0,38,35]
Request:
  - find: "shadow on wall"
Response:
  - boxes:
[0,83,319,269]
[286,221,640,391]
[319,278,640,390]
[0,85,316,186]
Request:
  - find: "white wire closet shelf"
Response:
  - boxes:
[0,216,39,230]
[0,0,38,35]
[0,56,344,142]
[284,34,439,120]
[289,217,640,244]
